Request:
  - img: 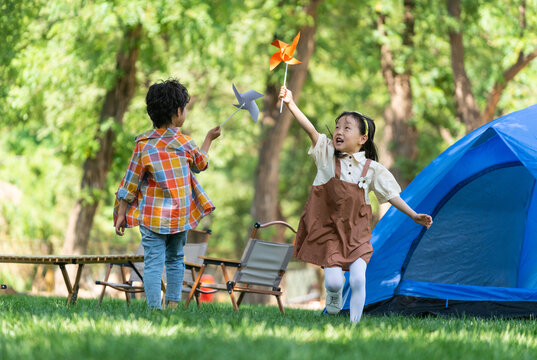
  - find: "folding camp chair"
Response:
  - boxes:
[185,221,296,314]
[96,228,211,306]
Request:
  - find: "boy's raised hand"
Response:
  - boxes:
[279,86,293,105]
[201,126,221,153]
[206,125,222,141]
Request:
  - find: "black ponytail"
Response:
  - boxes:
[334,111,378,162]
[361,114,378,162]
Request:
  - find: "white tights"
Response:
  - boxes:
[324,258,367,323]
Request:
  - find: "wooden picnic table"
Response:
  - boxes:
[0,254,144,305]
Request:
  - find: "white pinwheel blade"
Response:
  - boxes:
[247,102,260,123]
[232,83,245,106]
[241,90,264,103]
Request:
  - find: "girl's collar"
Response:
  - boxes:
[341,151,366,162]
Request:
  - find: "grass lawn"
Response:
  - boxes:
[1,295,537,359]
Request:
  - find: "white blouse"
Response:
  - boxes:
[308,134,401,204]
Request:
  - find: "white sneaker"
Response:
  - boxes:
[325,289,342,314]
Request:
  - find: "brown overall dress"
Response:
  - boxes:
[293,157,373,271]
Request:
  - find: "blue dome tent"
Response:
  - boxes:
[340,104,537,317]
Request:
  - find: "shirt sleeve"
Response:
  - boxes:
[307,133,334,168]
[370,163,401,204]
[188,138,209,174]
[117,142,144,203]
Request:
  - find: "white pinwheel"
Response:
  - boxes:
[220,84,264,127]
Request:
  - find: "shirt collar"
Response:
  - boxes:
[136,127,182,142]
[341,151,366,162]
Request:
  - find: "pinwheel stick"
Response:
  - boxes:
[279,63,289,114]
[220,103,245,127]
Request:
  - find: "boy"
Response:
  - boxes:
[114,78,221,309]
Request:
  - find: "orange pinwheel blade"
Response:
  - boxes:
[291,32,300,47]
[283,44,299,61]
[271,39,288,48]
[270,51,283,71]
[285,57,301,65]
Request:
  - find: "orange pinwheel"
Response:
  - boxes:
[270,32,301,113]
[269,32,301,71]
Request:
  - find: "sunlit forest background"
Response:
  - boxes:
[1,0,536,295]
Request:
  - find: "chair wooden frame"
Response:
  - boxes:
[95,228,212,306]
[185,221,296,314]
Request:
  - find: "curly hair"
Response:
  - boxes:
[146,78,190,128]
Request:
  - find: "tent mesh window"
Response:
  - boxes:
[404,163,535,288]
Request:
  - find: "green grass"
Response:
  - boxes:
[1,295,537,359]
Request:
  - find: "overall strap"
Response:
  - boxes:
[361,159,372,178]
[335,157,341,179]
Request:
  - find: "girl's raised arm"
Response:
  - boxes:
[280,86,319,146]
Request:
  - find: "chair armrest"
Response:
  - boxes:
[255,221,297,233]
[199,256,241,267]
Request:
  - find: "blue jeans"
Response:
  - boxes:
[140,226,187,309]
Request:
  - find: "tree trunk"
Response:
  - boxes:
[447,0,482,133]
[377,0,418,190]
[251,0,321,225]
[54,24,142,293]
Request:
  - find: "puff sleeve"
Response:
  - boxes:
[370,163,401,204]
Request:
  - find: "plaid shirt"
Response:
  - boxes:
[114,127,214,234]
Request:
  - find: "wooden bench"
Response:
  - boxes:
[0,254,145,305]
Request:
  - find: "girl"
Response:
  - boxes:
[280,86,432,322]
